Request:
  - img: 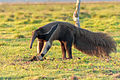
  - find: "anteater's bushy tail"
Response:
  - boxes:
[74,28,116,57]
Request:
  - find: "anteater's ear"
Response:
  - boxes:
[43,24,59,35]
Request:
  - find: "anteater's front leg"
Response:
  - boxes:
[37,41,52,61]
[30,39,44,61]
[37,39,44,54]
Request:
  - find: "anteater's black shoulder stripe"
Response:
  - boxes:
[45,24,59,41]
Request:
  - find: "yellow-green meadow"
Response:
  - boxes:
[0,2,120,80]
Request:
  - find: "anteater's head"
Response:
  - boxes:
[30,24,59,49]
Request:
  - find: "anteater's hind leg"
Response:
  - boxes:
[60,41,67,59]
[65,41,73,59]
[37,39,44,54]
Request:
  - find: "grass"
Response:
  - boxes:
[0,2,120,80]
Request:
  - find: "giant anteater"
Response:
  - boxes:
[30,21,116,61]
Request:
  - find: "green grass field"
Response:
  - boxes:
[0,2,120,80]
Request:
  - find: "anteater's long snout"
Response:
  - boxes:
[30,31,37,49]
